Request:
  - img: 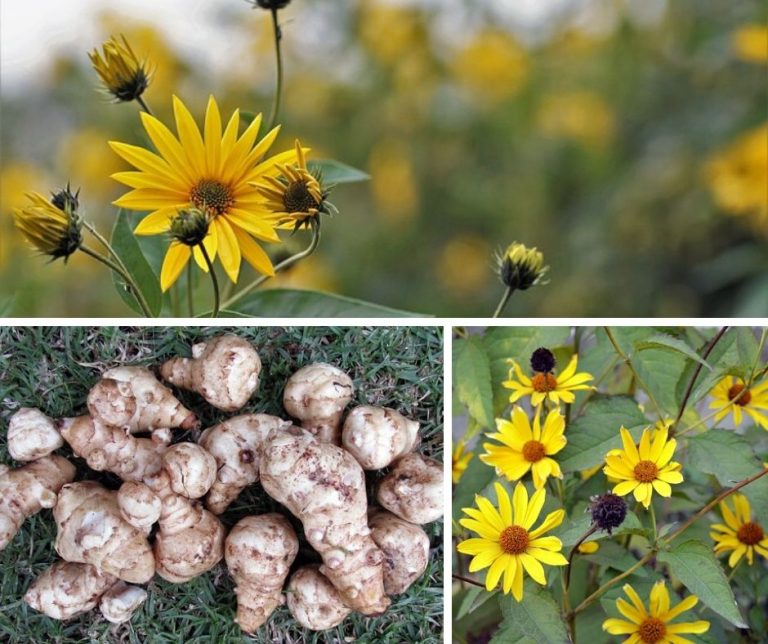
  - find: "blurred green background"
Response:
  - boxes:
[1,0,766,317]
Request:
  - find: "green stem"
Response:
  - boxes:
[452,574,486,589]
[747,328,768,387]
[267,7,283,131]
[492,286,514,318]
[199,243,219,318]
[649,501,657,541]
[604,327,665,419]
[186,261,194,317]
[221,222,321,310]
[79,245,152,317]
[135,95,153,116]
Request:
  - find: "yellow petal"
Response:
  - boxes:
[511,482,529,526]
[134,209,177,235]
[160,243,191,292]
[213,217,241,284]
[519,553,546,585]
[231,227,275,277]
[204,95,222,176]
[139,110,196,184]
[172,95,206,176]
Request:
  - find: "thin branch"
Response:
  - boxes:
[452,574,485,589]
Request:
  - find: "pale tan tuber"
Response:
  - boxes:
[225,514,299,633]
[7,408,63,461]
[24,561,118,620]
[87,366,196,433]
[99,581,148,624]
[260,426,390,615]
[162,442,217,499]
[118,482,162,534]
[199,414,290,514]
[54,481,155,584]
[286,565,352,631]
[341,406,420,470]
[283,363,354,444]
[0,455,76,551]
[59,415,166,483]
[369,509,430,595]
[376,452,443,524]
[144,470,224,583]
[160,334,261,412]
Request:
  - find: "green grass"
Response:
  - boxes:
[0,326,444,643]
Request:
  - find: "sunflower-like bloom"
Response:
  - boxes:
[496,241,548,291]
[13,191,82,261]
[457,482,567,601]
[603,427,683,509]
[503,352,593,407]
[480,406,566,489]
[602,581,709,643]
[708,376,768,430]
[710,493,768,567]
[89,35,150,102]
[254,139,333,230]
[110,95,303,290]
[452,438,473,484]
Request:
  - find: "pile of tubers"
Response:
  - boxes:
[0,334,443,633]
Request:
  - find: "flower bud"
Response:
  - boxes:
[89,35,150,102]
[250,0,291,9]
[169,208,211,247]
[496,242,548,291]
[590,493,627,534]
[13,189,83,261]
[530,347,556,374]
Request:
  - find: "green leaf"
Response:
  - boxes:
[735,327,759,376]
[559,395,649,473]
[482,327,571,416]
[452,455,496,521]
[674,328,738,409]
[492,583,570,644]
[657,540,746,628]
[309,159,370,184]
[456,587,497,621]
[0,296,15,316]
[636,333,712,370]
[226,289,427,317]
[110,210,162,317]
[686,429,768,519]
[454,337,494,430]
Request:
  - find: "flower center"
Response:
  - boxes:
[727,383,751,406]
[522,440,546,463]
[737,521,764,545]
[638,617,666,643]
[499,525,529,555]
[633,460,658,483]
[190,179,234,216]
[283,180,318,214]
[531,372,557,393]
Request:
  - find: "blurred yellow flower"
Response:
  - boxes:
[705,123,768,231]
[453,31,528,106]
[537,91,616,148]
[266,255,338,292]
[13,192,82,261]
[369,139,419,222]
[732,25,768,63]
[452,438,473,484]
[358,3,427,66]
[436,236,490,296]
[89,35,150,103]
[110,95,300,289]
[58,129,125,200]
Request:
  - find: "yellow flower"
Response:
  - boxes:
[711,493,768,567]
[603,581,709,643]
[708,375,768,430]
[503,354,593,407]
[732,25,768,63]
[436,236,491,296]
[452,439,473,484]
[577,541,599,554]
[496,242,548,292]
[457,482,567,601]
[603,427,683,509]
[13,191,82,261]
[110,95,301,290]
[253,139,329,230]
[89,35,150,102]
[369,139,419,222]
[480,407,566,489]
[705,124,768,231]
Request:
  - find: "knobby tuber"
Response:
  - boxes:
[24,561,118,620]
[117,482,162,534]
[162,442,217,499]
[286,565,352,631]
[7,408,63,461]
[369,509,430,595]
[376,452,443,524]
[341,406,420,470]
[160,334,261,412]
[87,366,196,433]
[260,426,390,615]
[99,581,148,623]
[282,363,354,444]
[199,414,290,514]
[225,514,299,633]
[54,481,155,584]
[0,455,76,551]
[144,470,224,583]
